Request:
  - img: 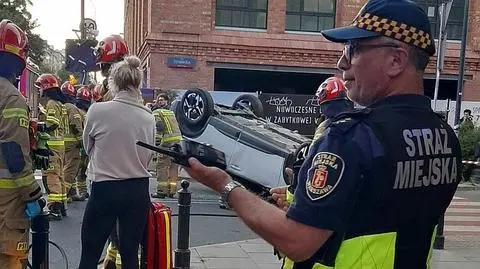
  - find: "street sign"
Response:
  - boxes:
[65,39,99,73]
[82,18,98,38]
[167,57,196,68]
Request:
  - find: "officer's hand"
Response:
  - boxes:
[284,167,294,183]
[270,186,289,211]
[184,157,232,193]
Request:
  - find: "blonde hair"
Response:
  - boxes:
[108,55,144,103]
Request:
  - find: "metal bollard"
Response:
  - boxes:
[434,214,445,250]
[174,180,191,269]
[31,198,49,269]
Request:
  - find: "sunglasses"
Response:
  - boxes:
[343,41,400,64]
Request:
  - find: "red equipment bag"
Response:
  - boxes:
[145,201,173,269]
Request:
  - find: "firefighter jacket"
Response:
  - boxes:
[45,99,68,148]
[64,103,84,143]
[152,108,182,145]
[0,77,42,201]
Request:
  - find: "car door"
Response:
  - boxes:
[228,131,284,188]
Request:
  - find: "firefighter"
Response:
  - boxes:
[151,93,183,199]
[94,34,129,102]
[75,86,91,200]
[35,73,69,220]
[61,81,85,202]
[0,19,44,268]
[91,84,103,103]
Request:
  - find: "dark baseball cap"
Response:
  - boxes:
[321,0,436,56]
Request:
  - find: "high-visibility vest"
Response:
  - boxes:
[152,108,182,144]
[45,99,68,147]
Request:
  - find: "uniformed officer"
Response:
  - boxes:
[61,81,85,202]
[0,19,43,269]
[35,73,69,220]
[151,93,183,198]
[183,1,462,268]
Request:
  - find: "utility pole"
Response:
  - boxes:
[433,0,453,111]
[453,0,470,131]
[80,0,86,40]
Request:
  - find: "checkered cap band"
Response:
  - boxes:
[354,13,432,51]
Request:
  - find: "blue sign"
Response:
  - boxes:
[167,56,196,68]
[141,88,154,98]
[65,39,100,73]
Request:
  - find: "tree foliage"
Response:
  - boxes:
[0,0,48,64]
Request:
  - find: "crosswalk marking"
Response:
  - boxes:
[445,197,480,237]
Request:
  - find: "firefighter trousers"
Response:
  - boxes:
[77,155,89,195]
[64,141,81,196]
[0,190,29,269]
[156,153,178,195]
[45,145,67,205]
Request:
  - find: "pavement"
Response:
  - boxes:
[188,239,480,269]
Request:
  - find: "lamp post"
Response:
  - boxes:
[453,0,470,131]
[432,0,453,111]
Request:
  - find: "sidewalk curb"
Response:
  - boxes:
[191,238,269,249]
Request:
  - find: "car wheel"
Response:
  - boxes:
[177,88,215,137]
[232,94,264,117]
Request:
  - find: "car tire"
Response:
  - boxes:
[232,94,264,118]
[177,88,215,138]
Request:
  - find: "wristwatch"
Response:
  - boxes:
[220,181,244,207]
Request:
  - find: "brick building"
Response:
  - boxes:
[124,0,480,101]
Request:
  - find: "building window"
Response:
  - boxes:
[285,0,335,32]
[415,0,465,40]
[215,0,268,29]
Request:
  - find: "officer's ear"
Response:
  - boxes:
[385,46,409,78]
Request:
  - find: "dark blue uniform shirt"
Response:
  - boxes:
[286,105,383,232]
[287,94,460,240]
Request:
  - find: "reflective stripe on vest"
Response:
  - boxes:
[286,189,294,204]
[162,135,183,144]
[47,140,65,147]
[0,174,36,189]
[46,115,61,126]
[64,137,79,142]
[282,229,436,269]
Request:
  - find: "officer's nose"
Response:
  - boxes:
[337,52,350,72]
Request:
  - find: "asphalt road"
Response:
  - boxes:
[31,176,259,269]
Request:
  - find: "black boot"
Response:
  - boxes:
[67,188,76,203]
[60,202,67,217]
[47,203,62,221]
[71,193,87,201]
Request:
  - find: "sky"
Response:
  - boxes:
[29,0,124,51]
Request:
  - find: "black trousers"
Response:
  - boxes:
[78,178,150,269]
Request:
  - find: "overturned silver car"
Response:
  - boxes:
[172,88,312,196]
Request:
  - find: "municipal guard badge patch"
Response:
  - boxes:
[306,152,345,200]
